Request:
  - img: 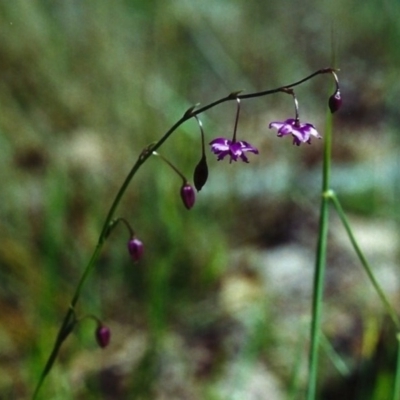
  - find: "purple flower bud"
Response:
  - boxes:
[127,237,144,262]
[328,89,342,113]
[180,183,195,210]
[95,325,111,348]
[193,155,208,192]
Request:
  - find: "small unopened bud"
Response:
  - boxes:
[328,89,342,113]
[127,237,144,262]
[180,183,195,210]
[193,155,208,192]
[95,325,111,348]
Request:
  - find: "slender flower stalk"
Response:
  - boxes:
[110,217,134,237]
[306,75,340,400]
[307,110,333,400]
[152,151,186,181]
[32,68,338,399]
[232,97,241,142]
[152,151,196,209]
[282,88,300,121]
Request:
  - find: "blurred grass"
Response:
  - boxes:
[1,0,400,398]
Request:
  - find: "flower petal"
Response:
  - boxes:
[210,138,231,153]
[269,121,285,130]
[291,129,306,142]
[239,153,249,162]
[210,137,230,146]
[216,150,230,161]
[278,124,294,136]
[239,140,259,154]
[301,124,320,139]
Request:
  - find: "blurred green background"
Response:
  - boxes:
[1,1,400,399]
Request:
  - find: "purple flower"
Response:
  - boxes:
[269,118,321,146]
[127,237,144,262]
[95,325,111,348]
[180,183,196,210]
[209,138,259,163]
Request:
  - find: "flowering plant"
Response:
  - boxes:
[32,67,400,400]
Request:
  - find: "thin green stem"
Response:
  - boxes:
[185,68,335,118]
[152,151,187,183]
[32,68,336,399]
[32,244,103,399]
[307,111,333,400]
[320,333,350,377]
[194,115,206,156]
[32,152,150,399]
[329,192,400,331]
[32,153,149,399]
[232,98,241,142]
[109,217,135,238]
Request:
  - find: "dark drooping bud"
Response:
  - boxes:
[328,89,342,113]
[95,325,111,348]
[193,155,208,191]
[127,237,144,262]
[180,183,196,210]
